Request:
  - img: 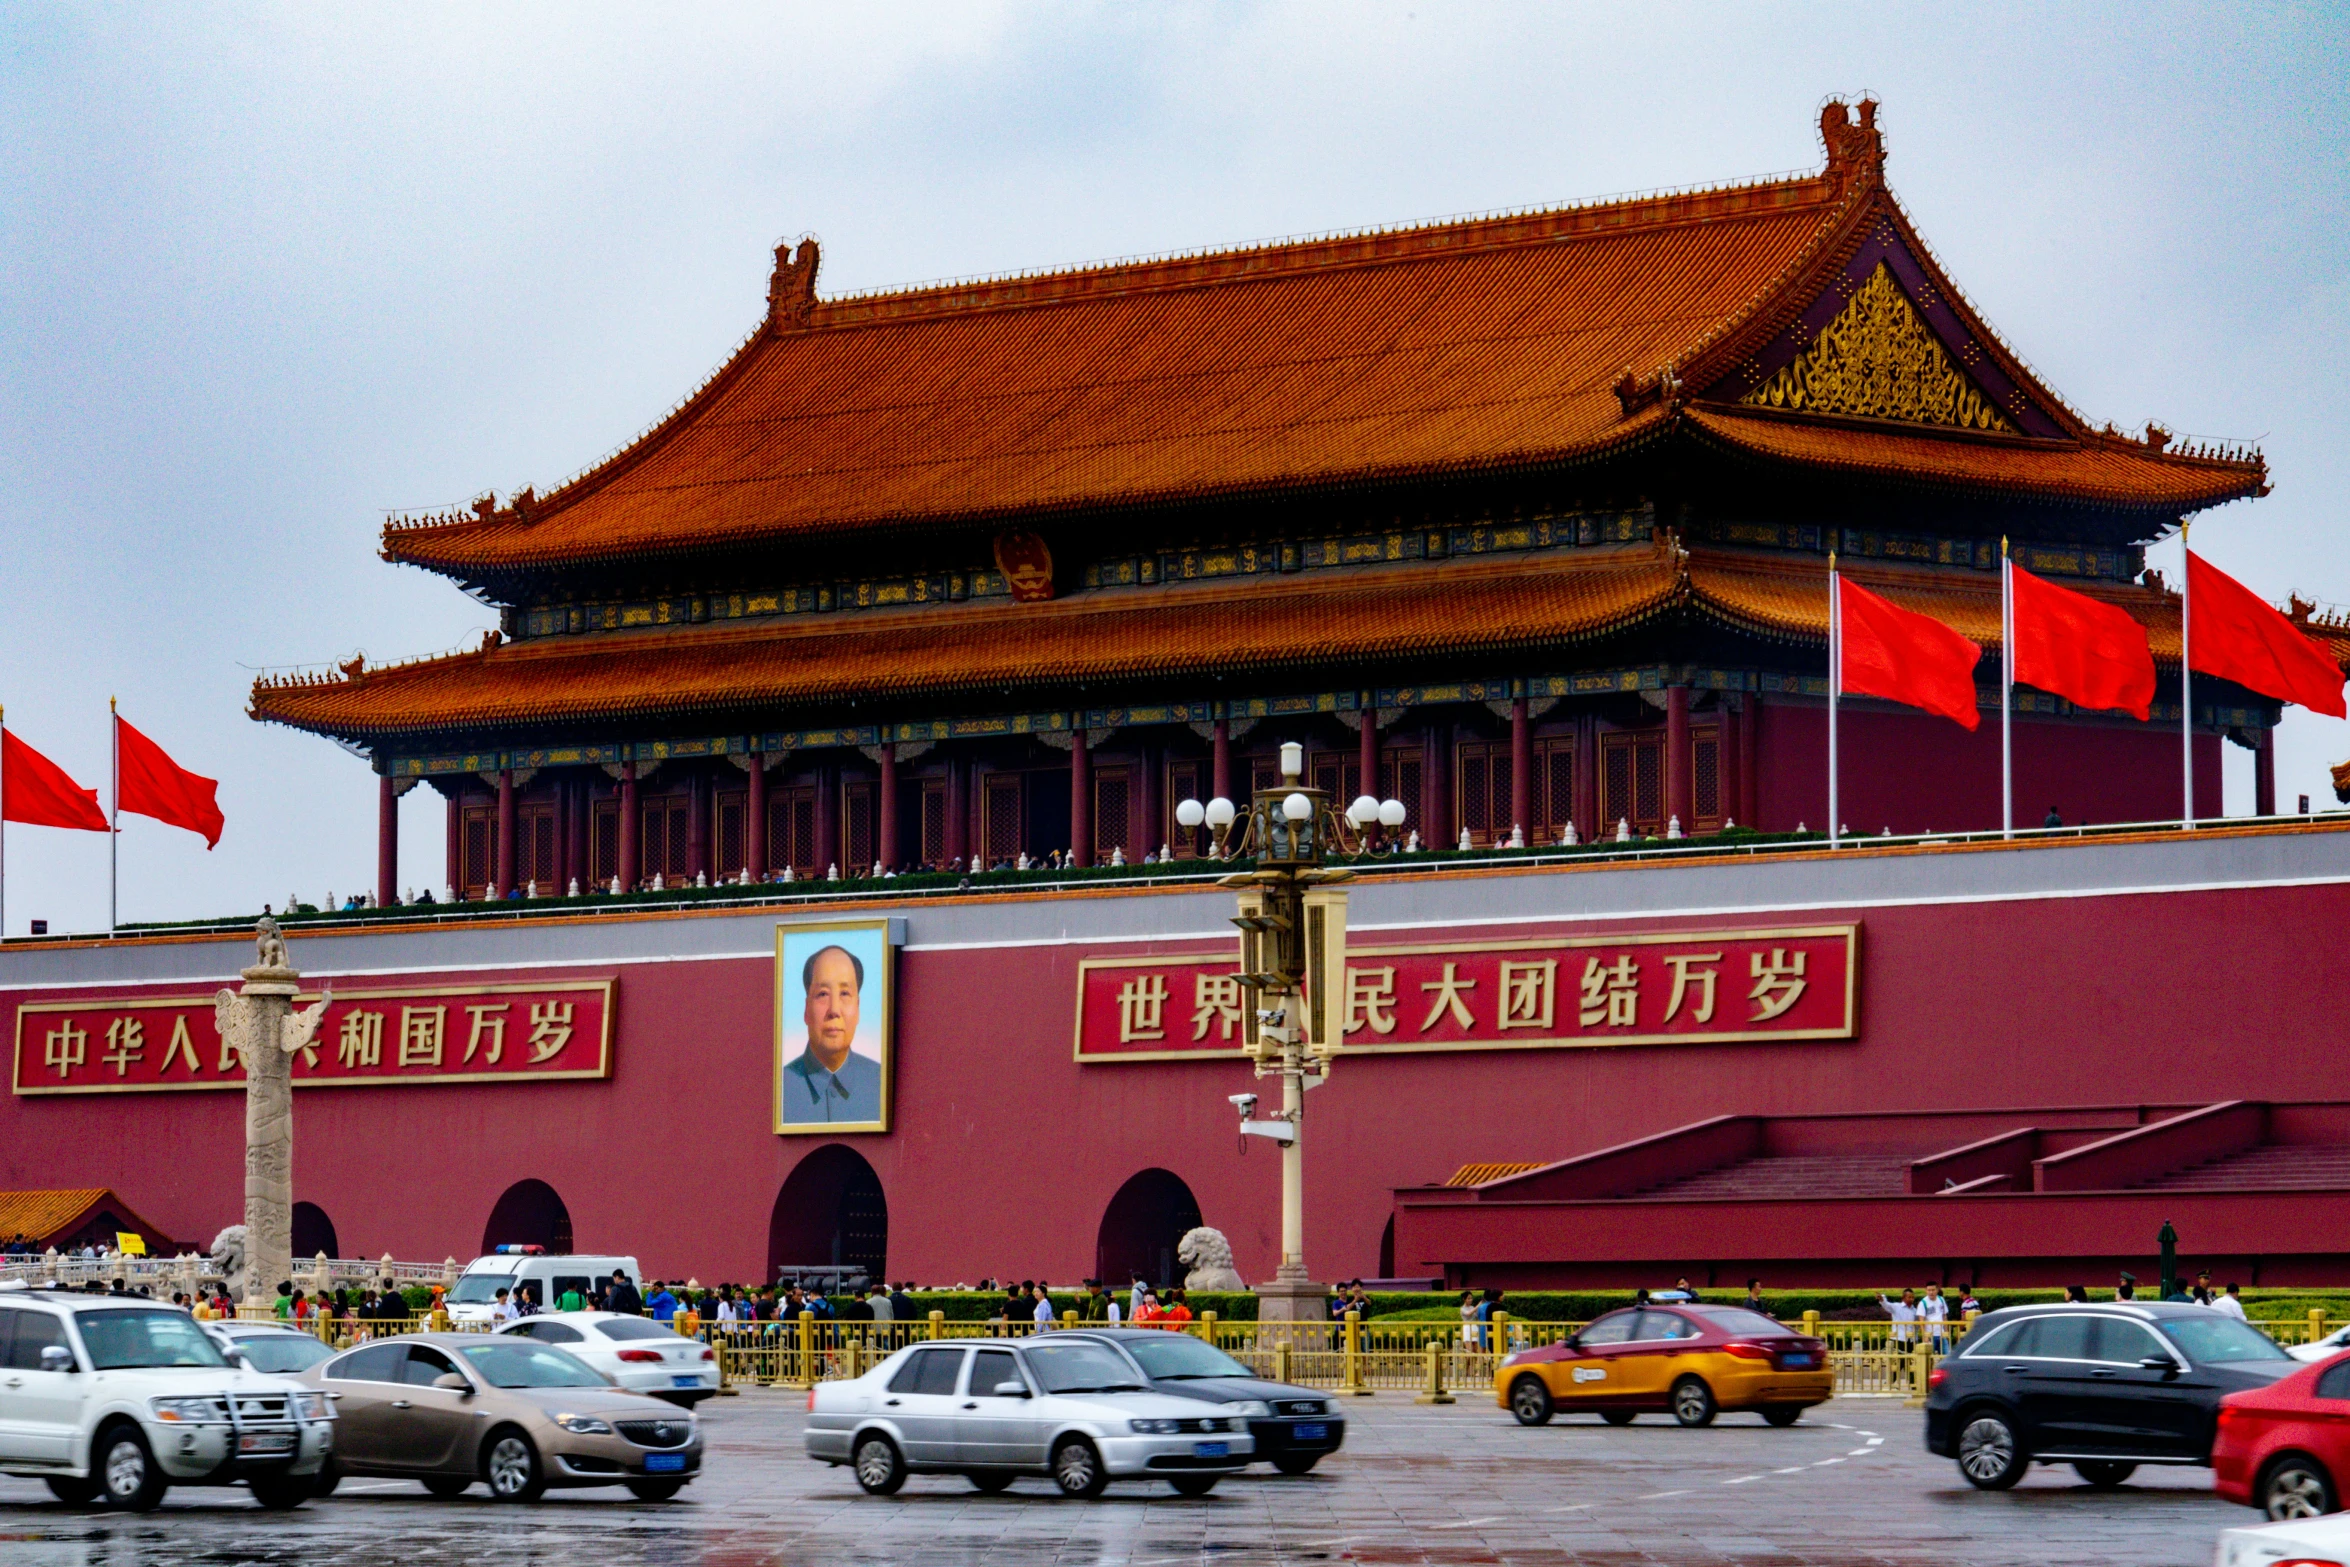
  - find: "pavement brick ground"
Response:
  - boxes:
[0,1390,2250,1565]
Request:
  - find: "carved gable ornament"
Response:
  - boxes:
[1742,263,2016,433]
[992,530,1056,602]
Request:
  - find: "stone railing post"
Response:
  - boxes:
[1415,1337,1454,1404]
[1341,1309,1370,1396]
[928,1309,944,1341]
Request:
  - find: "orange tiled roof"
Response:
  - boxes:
[254,551,1687,740]
[1683,408,2262,513]
[0,1188,159,1249]
[1444,1163,1547,1187]
[379,103,2261,582]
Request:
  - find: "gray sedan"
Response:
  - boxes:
[805,1336,1253,1497]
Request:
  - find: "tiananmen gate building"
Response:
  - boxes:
[8,101,2350,1293]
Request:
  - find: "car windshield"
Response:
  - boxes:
[2161,1315,2294,1365]
[458,1342,608,1388]
[232,1334,336,1374]
[1118,1334,1254,1381]
[597,1319,683,1343]
[1693,1308,1789,1337]
[447,1273,516,1305]
[78,1309,228,1370]
[1023,1340,1146,1395]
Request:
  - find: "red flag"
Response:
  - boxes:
[1,729,108,831]
[2187,551,2347,718]
[116,716,225,849]
[1838,575,1983,729]
[2010,564,2156,721]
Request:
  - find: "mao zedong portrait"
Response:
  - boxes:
[784,944,882,1124]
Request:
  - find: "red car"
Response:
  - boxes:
[2214,1352,2350,1519]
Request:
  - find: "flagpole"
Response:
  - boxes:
[1828,553,1840,850]
[2001,538,2013,840]
[2181,524,2194,831]
[109,697,119,937]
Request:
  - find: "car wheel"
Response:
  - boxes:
[1168,1473,1219,1497]
[2261,1454,2338,1520]
[626,1478,684,1502]
[95,1423,169,1512]
[248,1472,311,1510]
[310,1456,342,1498]
[1271,1453,1321,1475]
[1052,1436,1108,1499]
[1761,1406,1803,1428]
[2072,1460,2136,1489]
[968,1471,1016,1493]
[44,1474,99,1507]
[1600,1409,1636,1426]
[1955,1409,2027,1490]
[423,1475,473,1499]
[1670,1377,1717,1429]
[1508,1375,1554,1426]
[483,1429,546,1503]
[853,1434,905,1496]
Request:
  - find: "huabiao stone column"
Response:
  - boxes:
[214,917,330,1313]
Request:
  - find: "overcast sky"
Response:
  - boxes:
[2,3,2344,933]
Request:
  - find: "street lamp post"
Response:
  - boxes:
[1178,741,1404,1334]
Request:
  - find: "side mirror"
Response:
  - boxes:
[39,1345,75,1374]
[2139,1354,2180,1374]
[433,1372,474,1396]
[993,1381,1031,1399]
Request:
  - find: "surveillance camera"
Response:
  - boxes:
[1228,1092,1258,1112]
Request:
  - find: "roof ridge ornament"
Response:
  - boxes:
[1820,97,1886,191]
[769,235,821,328]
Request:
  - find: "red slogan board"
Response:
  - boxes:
[1075,927,1855,1061]
[12,980,614,1096]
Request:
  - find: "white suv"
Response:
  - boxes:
[0,1287,335,1510]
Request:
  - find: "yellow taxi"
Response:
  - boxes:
[1495,1303,1832,1427]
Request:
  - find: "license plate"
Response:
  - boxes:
[1781,1354,1813,1367]
[672,1374,702,1387]
[1191,1441,1229,1459]
[1291,1423,1328,1441]
[643,1452,685,1472]
[238,1432,295,1454]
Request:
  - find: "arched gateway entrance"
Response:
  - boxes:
[481,1179,574,1255]
[768,1145,888,1287]
[291,1202,340,1261]
[1095,1169,1203,1290]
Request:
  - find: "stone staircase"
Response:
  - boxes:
[1631,1154,1914,1201]
[2136,1144,2350,1191]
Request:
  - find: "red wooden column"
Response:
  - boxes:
[1423,720,1451,847]
[815,762,840,875]
[444,792,460,898]
[2256,727,2277,816]
[1573,714,1596,840]
[1718,702,1741,831]
[1359,697,1379,807]
[551,777,569,890]
[1665,685,1692,833]
[1509,695,1532,842]
[1138,738,1162,857]
[1070,729,1093,867]
[746,752,768,880]
[1212,716,1233,804]
[687,770,710,883]
[495,768,517,897]
[1740,697,1761,827]
[568,776,589,890]
[617,762,639,891]
[377,774,399,908]
[877,744,900,871]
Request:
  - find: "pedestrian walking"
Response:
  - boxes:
[1032,1283,1056,1331]
[2213,1283,2248,1320]
[1919,1283,1950,1352]
[1877,1287,1920,1349]
[605,1269,644,1316]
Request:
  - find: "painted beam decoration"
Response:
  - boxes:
[1075,927,1856,1061]
[12,980,614,1096]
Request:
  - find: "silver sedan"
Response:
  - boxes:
[806,1336,1253,1497]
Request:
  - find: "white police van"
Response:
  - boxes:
[446,1249,643,1326]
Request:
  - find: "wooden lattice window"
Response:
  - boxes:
[1167,760,1205,856]
[1379,748,1422,836]
[768,788,816,874]
[919,783,946,867]
[1601,731,1665,837]
[1693,724,1722,832]
[982,773,1023,865]
[518,804,557,891]
[1455,742,1514,846]
[641,797,689,881]
[1308,752,1362,809]
[1540,740,1575,839]
[716,791,746,877]
[1094,768,1131,861]
[591,799,618,884]
[844,783,875,873]
[461,807,495,897]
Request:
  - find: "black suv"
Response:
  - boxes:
[1056,1330,1347,1474]
[1925,1302,2295,1489]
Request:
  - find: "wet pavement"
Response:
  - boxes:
[0,1390,2244,1565]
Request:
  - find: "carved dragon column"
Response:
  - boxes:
[216,919,329,1314]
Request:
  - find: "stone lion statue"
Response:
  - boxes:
[1178,1226,1245,1292]
[209,1225,249,1302]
